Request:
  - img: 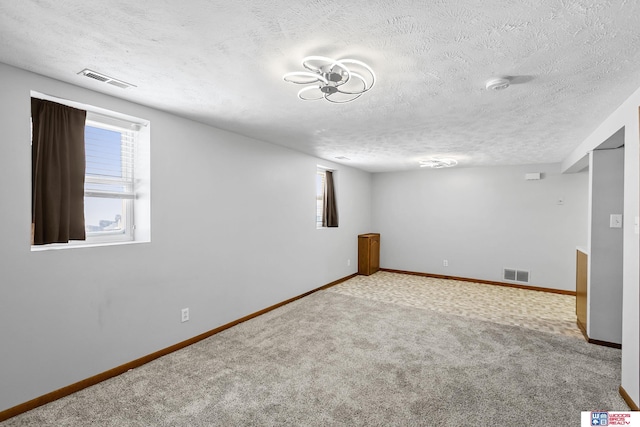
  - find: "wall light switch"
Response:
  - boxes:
[635,216,639,235]
[610,214,623,229]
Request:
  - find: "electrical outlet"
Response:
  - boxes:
[181,308,189,323]
[347,259,351,266]
[443,260,449,267]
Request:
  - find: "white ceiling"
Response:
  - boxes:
[1,0,640,172]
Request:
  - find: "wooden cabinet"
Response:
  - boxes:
[576,249,588,336]
[358,233,380,276]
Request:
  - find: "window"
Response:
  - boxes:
[316,167,338,228]
[31,92,150,249]
[83,116,137,242]
[316,168,326,228]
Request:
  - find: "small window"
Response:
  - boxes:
[31,92,150,249]
[83,118,136,242]
[316,167,338,228]
[316,168,326,228]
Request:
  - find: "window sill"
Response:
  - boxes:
[31,240,149,252]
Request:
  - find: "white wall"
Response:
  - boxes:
[371,163,588,291]
[563,87,640,407]
[0,63,373,412]
[588,148,624,344]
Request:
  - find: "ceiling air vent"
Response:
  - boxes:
[106,80,132,89]
[78,68,136,89]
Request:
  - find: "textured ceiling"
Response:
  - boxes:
[1,0,640,172]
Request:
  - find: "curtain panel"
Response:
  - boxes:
[31,98,87,245]
[323,170,339,227]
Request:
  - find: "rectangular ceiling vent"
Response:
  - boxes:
[503,268,530,283]
[78,68,136,89]
[106,80,131,89]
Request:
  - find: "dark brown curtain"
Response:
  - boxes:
[31,98,87,245]
[323,170,339,227]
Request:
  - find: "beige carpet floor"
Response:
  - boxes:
[2,272,625,426]
[328,271,582,339]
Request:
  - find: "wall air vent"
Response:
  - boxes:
[516,270,530,283]
[503,268,530,283]
[78,69,136,89]
[504,268,516,281]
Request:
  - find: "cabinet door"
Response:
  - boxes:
[369,236,380,273]
[576,250,588,332]
[358,234,380,275]
[358,236,370,275]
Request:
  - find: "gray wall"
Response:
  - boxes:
[0,63,373,412]
[588,148,624,343]
[562,83,640,406]
[371,164,588,291]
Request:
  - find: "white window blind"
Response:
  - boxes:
[316,168,326,228]
[84,121,136,200]
[83,116,138,241]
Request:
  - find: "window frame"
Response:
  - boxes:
[316,167,326,229]
[82,117,136,244]
[30,91,150,251]
[316,166,338,229]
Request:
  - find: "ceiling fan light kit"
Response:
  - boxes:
[419,158,458,168]
[283,56,376,103]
